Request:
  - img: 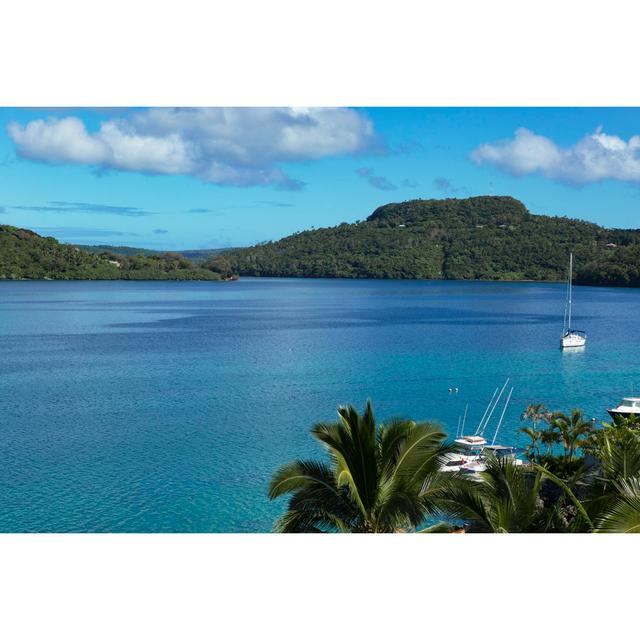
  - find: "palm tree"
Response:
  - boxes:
[520,426,542,461]
[520,404,551,461]
[593,478,640,533]
[540,428,560,456]
[584,424,640,531]
[548,409,594,463]
[437,454,545,532]
[521,403,550,428]
[438,454,590,532]
[268,401,455,532]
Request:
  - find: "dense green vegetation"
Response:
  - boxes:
[0,225,232,280]
[210,196,640,286]
[75,244,162,257]
[77,244,231,263]
[269,401,640,533]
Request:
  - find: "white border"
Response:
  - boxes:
[1,534,638,639]
[1,0,639,106]
[2,1,639,638]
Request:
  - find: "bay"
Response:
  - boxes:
[0,278,638,532]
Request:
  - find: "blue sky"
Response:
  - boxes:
[1,107,639,249]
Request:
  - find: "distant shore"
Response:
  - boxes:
[2,274,632,288]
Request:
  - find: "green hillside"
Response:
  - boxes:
[205,196,640,286]
[0,225,231,281]
[75,244,162,257]
[76,244,233,263]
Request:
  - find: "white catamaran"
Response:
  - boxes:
[560,252,586,349]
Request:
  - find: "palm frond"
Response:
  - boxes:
[268,459,336,499]
[594,478,640,533]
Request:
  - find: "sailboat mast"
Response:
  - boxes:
[492,387,513,446]
[568,252,573,330]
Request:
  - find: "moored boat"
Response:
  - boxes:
[442,380,523,477]
[607,397,640,420]
[561,252,586,349]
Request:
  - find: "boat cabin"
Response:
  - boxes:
[608,397,640,420]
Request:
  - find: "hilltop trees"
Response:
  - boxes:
[214,196,640,285]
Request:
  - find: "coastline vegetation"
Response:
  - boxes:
[5,196,640,286]
[0,225,234,281]
[210,196,640,286]
[269,401,640,533]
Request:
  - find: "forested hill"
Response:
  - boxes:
[0,225,232,281]
[76,244,230,263]
[205,196,640,286]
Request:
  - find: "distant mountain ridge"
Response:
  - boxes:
[205,196,640,286]
[75,244,232,263]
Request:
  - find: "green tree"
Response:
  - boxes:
[547,409,594,463]
[593,478,640,533]
[439,454,589,533]
[563,423,640,532]
[520,403,550,460]
[268,401,454,533]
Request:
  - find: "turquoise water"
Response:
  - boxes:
[1,278,639,532]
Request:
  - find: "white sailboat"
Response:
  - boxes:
[560,252,586,349]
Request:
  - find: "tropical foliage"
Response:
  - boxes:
[210,196,640,286]
[270,401,640,533]
[438,454,589,533]
[268,401,456,532]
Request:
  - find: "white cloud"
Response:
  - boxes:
[7,108,377,189]
[8,117,106,165]
[471,127,640,184]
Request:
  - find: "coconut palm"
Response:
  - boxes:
[593,478,640,533]
[547,409,594,463]
[268,401,455,533]
[520,426,543,461]
[540,428,560,456]
[438,454,589,533]
[592,425,640,484]
[520,403,551,460]
[584,424,640,530]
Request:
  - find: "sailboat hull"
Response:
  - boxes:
[561,331,586,348]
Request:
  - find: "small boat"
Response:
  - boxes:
[453,434,487,450]
[442,380,523,476]
[561,252,586,349]
[607,397,640,420]
[441,408,485,472]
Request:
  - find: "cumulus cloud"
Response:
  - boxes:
[472,127,640,184]
[12,201,156,217]
[355,167,397,191]
[7,108,378,190]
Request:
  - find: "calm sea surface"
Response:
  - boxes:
[1,278,639,532]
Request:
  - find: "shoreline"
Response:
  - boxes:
[0,275,634,288]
